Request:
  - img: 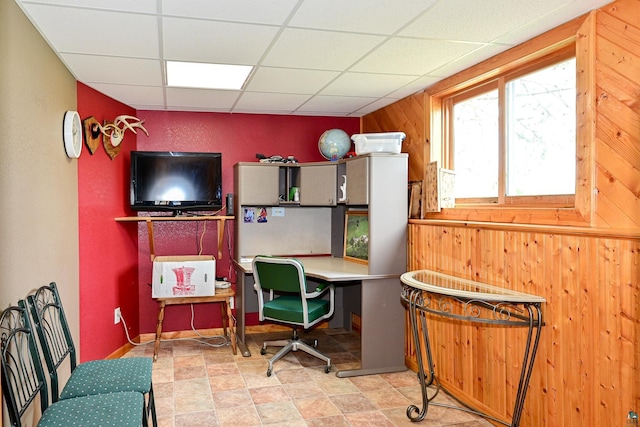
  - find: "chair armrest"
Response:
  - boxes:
[306,282,333,298]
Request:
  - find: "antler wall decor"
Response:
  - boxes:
[82,115,149,159]
[99,115,149,146]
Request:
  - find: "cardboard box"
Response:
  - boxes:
[152,255,216,298]
[351,132,406,155]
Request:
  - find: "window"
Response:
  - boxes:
[446,51,576,206]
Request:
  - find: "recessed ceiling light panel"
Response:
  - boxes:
[166,61,253,90]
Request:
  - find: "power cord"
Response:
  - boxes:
[119,306,231,349]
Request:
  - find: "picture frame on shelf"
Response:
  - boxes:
[343,210,369,264]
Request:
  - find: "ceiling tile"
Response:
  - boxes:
[352,38,483,75]
[387,75,440,99]
[166,87,241,110]
[87,83,165,107]
[62,54,163,85]
[21,3,159,57]
[20,0,157,14]
[235,92,312,112]
[262,28,386,70]
[321,72,418,97]
[354,97,403,115]
[298,95,379,114]
[288,0,438,34]
[399,0,575,43]
[426,43,514,78]
[245,68,340,94]
[493,0,612,45]
[162,17,280,64]
[161,0,298,25]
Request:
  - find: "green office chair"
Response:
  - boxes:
[252,256,335,376]
[26,282,157,427]
[0,302,145,427]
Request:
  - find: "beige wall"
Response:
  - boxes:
[0,0,79,423]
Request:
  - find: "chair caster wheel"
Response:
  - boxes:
[324,365,331,374]
[260,348,266,355]
[266,368,272,377]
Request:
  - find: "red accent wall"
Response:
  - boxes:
[77,83,139,361]
[76,93,359,358]
[135,111,360,334]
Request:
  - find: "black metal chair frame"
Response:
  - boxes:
[26,282,157,427]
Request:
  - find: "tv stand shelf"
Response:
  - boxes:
[115,215,235,260]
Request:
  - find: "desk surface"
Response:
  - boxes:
[235,256,397,282]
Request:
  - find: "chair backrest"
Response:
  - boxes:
[252,256,307,294]
[25,282,76,402]
[252,256,334,329]
[0,302,50,427]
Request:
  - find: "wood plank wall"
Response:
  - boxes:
[407,223,640,426]
[360,92,426,183]
[363,0,640,425]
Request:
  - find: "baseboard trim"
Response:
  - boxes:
[106,323,329,359]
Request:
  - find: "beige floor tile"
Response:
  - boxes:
[134,328,494,426]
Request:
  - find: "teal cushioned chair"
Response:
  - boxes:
[26,282,157,427]
[252,256,335,376]
[0,302,145,427]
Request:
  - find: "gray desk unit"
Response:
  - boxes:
[234,256,406,378]
[233,153,409,377]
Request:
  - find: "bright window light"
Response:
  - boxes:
[166,61,252,90]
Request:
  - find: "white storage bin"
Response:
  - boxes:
[351,132,406,155]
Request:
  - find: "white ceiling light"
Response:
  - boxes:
[166,61,253,90]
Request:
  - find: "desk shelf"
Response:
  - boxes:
[115,215,234,260]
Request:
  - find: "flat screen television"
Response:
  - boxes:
[130,151,223,214]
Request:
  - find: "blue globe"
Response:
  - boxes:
[318,129,351,161]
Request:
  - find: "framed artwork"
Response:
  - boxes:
[343,210,369,264]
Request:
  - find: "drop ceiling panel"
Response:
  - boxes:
[288,0,439,34]
[166,87,241,110]
[321,73,419,97]
[20,3,159,57]
[87,83,165,107]
[352,38,483,75]
[162,17,280,64]
[400,0,576,42]
[298,95,378,114]
[20,0,158,14]
[235,92,312,112]
[262,28,386,70]
[62,54,163,86]
[161,0,299,25]
[246,68,341,94]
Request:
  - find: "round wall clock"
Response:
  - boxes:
[63,110,83,158]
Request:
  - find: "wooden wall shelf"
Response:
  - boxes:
[115,216,235,260]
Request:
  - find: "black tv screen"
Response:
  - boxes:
[130,151,222,213]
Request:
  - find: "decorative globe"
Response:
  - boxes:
[318,129,351,161]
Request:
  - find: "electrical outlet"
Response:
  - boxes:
[229,297,234,310]
[114,307,121,324]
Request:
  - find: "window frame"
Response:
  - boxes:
[424,13,595,226]
[446,47,576,207]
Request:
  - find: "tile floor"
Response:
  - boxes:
[124,328,492,427]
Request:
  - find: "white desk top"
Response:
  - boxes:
[235,256,398,282]
[401,270,546,303]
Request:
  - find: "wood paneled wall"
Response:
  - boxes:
[363,0,640,425]
[361,92,425,183]
[594,1,640,229]
[407,222,640,426]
